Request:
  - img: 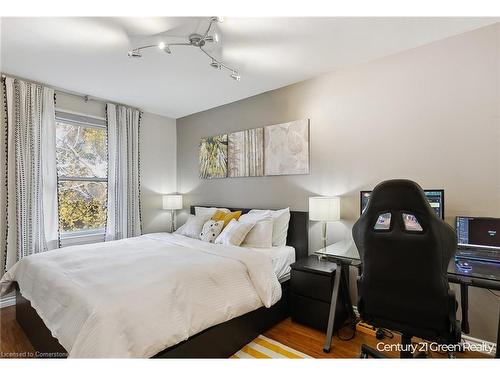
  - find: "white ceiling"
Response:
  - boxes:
[1,17,498,118]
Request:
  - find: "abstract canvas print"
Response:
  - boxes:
[228,128,264,177]
[264,119,309,176]
[199,134,228,179]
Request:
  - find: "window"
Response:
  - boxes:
[55,111,108,240]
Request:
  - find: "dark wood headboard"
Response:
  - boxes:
[190,206,308,260]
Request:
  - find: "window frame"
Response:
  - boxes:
[55,110,108,245]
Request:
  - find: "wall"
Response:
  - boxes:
[177,23,500,342]
[139,111,177,233]
[55,93,177,234]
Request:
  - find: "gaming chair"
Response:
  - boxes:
[352,179,461,358]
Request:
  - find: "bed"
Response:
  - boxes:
[4,206,308,358]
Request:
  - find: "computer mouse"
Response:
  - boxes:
[456,260,472,270]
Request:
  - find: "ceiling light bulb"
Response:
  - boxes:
[210,60,221,69]
[216,16,225,23]
[230,71,241,81]
[128,49,142,58]
[158,42,171,54]
[213,33,219,44]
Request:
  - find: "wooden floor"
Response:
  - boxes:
[265,318,491,358]
[0,306,34,358]
[0,305,492,359]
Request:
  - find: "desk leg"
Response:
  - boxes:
[460,284,470,334]
[323,263,342,353]
[341,263,356,321]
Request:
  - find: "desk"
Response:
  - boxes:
[315,240,360,353]
[317,240,500,357]
[447,258,500,357]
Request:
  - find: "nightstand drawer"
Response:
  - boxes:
[290,268,333,303]
[290,292,346,332]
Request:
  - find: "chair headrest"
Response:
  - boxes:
[364,179,436,219]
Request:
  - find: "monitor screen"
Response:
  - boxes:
[360,189,444,219]
[456,216,500,249]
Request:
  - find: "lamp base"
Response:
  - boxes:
[322,221,328,251]
[170,210,175,233]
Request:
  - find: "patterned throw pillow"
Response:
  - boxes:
[199,220,225,243]
[211,210,242,227]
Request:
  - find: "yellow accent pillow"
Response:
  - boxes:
[212,210,242,227]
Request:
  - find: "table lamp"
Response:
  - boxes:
[163,194,183,232]
[309,196,341,251]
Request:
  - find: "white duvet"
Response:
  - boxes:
[0,233,282,358]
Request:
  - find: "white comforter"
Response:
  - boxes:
[0,233,282,358]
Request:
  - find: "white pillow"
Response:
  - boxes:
[174,222,186,234]
[241,219,273,248]
[215,219,255,246]
[248,208,290,246]
[239,210,273,223]
[199,220,224,243]
[176,214,208,239]
[195,206,230,217]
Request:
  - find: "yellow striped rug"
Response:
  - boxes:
[231,335,311,359]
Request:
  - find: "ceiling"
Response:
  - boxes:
[1,17,498,118]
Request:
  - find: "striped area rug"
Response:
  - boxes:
[231,335,311,359]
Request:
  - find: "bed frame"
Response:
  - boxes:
[15,206,308,358]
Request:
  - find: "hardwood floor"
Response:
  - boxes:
[265,318,492,358]
[0,306,492,359]
[0,306,34,358]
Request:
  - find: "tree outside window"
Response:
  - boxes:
[56,120,107,233]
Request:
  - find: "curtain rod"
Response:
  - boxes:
[1,72,142,112]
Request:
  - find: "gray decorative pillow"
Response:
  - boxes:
[199,220,224,243]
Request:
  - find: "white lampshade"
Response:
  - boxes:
[162,195,183,210]
[309,196,341,222]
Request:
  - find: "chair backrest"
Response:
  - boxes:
[353,179,457,337]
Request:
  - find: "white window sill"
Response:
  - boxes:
[60,229,105,247]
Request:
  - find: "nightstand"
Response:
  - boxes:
[290,255,348,332]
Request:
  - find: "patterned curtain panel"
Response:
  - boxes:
[105,103,142,241]
[1,77,59,275]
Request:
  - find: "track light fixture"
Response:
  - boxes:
[128,16,240,81]
[210,60,221,69]
[230,71,241,81]
[128,49,142,58]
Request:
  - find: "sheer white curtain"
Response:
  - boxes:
[1,77,59,275]
[105,103,142,241]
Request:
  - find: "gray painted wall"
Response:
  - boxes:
[177,24,500,342]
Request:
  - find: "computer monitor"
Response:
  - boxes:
[360,189,445,219]
[456,216,500,250]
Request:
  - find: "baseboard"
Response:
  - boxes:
[351,306,496,356]
[0,293,16,309]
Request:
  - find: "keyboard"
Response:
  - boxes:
[455,247,500,263]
